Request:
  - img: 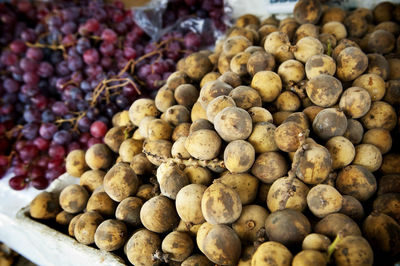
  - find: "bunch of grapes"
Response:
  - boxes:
[0,0,226,190]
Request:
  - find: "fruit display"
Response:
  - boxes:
[25,0,400,265]
[0,0,225,190]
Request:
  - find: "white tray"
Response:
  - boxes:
[9,174,126,266]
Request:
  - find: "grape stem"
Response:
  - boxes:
[55,111,87,133]
[142,149,225,169]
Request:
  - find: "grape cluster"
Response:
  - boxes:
[0,0,226,190]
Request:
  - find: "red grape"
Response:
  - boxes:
[31,176,49,190]
[90,121,107,138]
[9,176,28,190]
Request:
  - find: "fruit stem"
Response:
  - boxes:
[142,149,225,169]
[327,234,341,261]
[278,130,309,210]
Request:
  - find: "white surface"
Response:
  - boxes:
[0,174,125,266]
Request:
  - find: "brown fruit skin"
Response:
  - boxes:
[174,84,199,109]
[59,184,89,214]
[336,165,377,202]
[292,250,327,266]
[202,224,241,265]
[129,98,159,127]
[206,95,236,123]
[344,15,368,38]
[344,119,364,145]
[103,162,139,202]
[295,143,332,185]
[274,121,305,152]
[321,21,347,41]
[68,213,83,237]
[86,191,117,217]
[85,143,113,171]
[384,80,400,105]
[94,219,127,251]
[229,86,261,110]
[74,211,104,245]
[156,163,189,200]
[332,38,359,60]
[115,197,143,227]
[295,23,319,42]
[353,144,382,172]
[143,139,172,166]
[223,36,252,57]
[185,129,221,160]
[251,241,293,266]
[232,204,269,243]
[373,193,400,223]
[182,255,212,266]
[339,87,371,119]
[214,107,253,142]
[378,174,400,195]
[373,2,394,23]
[201,183,242,225]
[381,153,400,175]
[302,233,331,251]
[247,51,275,76]
[66,150,88,177]
[305,74,342,107]
[368,30,395,54]
[367,53,389,80]
[314,213,361,239]
[162,231,194,262]
[339,195,365,221]
[363,212,400,256]
[251,71,282,102]
[218,71,242,88]
[307,184,342,218]
[321,7,346,24]
[155,86,175,113]
[30,192,60,219]
[312,108,347,141]
[360,101,397,131]
[125,229,161,266]
[176,184,207,224]
[305,54,336,80]
[265,209,311,246]
[333,236,373,266]
[326,136,355,169]
[251,151,288,184]
[104,126,127,153]
[56,211,75,226]
[366,53,389,80]
[183,52,213,81]
[217,173,259,205]
[224,140,255,174]
[140,196,179,233]
[294,0,322,24]
[267,177,309,212]
[336,47,368,82]
[79,170,105,193]
[199,80,233,109]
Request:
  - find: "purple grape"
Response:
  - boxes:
[51,101,69,116]
[39,123,58,140]
[3,78,19,93]
[22,123,39,140]
[53,130,72,145]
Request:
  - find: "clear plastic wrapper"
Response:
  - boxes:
[133,0,230,47]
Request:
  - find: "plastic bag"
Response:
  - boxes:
[132,0,169,41]
[132,0,231,47]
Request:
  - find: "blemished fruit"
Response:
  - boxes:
[26,3,400,265]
